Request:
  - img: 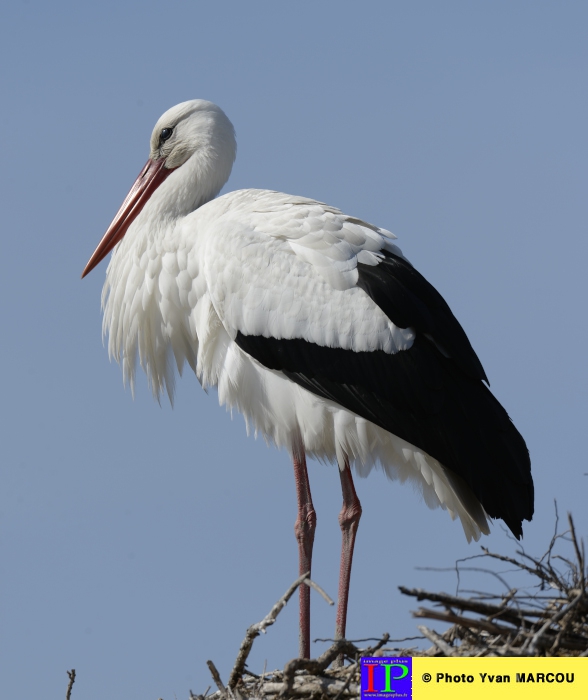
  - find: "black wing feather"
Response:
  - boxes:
[234,251,533,537]
[357,251,488,382]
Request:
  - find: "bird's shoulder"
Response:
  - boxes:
[192,188,404,289]
[184,190,410,353]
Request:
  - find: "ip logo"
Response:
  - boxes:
[360,657,412,699]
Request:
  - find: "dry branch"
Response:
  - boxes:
[65,670,76,700]
[228,573,332,689]
[401,513,588,657]
[207,660,228,699]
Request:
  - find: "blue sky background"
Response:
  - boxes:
[1,1,587,698]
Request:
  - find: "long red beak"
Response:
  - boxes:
[82,158,176,278]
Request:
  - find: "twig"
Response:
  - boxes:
[66,670,76,700]
[568,513,585,591]
[480,548,552,582]
[279,639,360,698]
[417,626,454,656]
[413,607,513,635]
[315,635,419,644]
[303,577,335,606]
[259,676,359,697]
[544,501,561,572]
[206,660,227,699]
[332,667,355,700]
[189,688,210,700]
[363,633,391,656]
[242,670,260,679]
[526,590,585,655]
[228,573,332,689]
[399,586,543,621]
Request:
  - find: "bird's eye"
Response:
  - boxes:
[159,128,173,146]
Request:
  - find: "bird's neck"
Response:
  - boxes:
[141,149,232,231]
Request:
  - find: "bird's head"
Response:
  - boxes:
[82,100,236,278]
[149,100,236,172]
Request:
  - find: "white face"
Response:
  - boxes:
[148,100,237,170]
[82,100,237,278]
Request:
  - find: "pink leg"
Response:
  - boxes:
[292,446,316,659]
[335,458,362,642]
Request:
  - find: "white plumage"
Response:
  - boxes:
[103,187,484,536]
[84,99,533,658]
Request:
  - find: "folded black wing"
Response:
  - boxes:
[356,251,488,382]
[234,251,533,537]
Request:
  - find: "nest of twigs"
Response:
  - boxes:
[185,510,587,700]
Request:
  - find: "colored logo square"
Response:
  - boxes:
[360,657,412,699]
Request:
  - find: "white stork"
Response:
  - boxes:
[82,100,533,659]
